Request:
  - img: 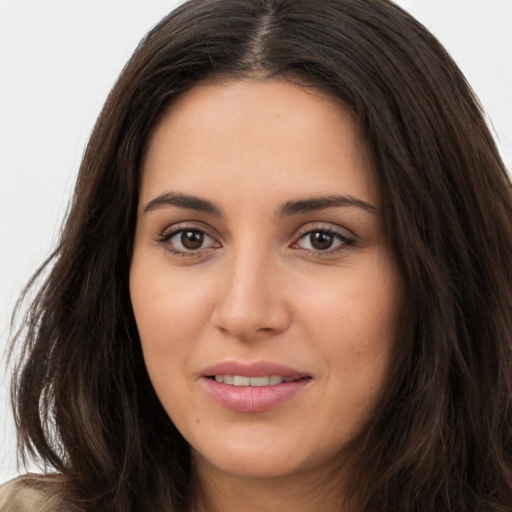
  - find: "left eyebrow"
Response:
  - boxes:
[278,194,377,216]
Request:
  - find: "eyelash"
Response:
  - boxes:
[157,224,355,257]
[157,224,219,258]
[292,226,355,255]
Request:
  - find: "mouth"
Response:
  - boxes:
[208,375,305,386]
[201,362,312,412]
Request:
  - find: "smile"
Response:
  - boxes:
[201,361,312,412]
[212,375,299,386]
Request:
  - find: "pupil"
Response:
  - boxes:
[310,231,333,250]
[181,230,204,250]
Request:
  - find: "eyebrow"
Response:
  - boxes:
[143,191,376,217]
[144,192,222,215]
[278,194,377,216]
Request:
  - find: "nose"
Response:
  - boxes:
[211,247,291,341]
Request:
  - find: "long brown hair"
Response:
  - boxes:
[9,0,512,510]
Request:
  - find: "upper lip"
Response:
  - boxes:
[201,360,310,379]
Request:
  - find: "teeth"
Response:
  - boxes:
[213,375,289,386]
[250,376,269,386]
[233,375,250,386]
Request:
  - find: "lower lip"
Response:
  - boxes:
[202,377,311,412]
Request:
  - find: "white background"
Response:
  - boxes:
[1,0,511,482]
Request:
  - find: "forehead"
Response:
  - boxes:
[141,78,379,209]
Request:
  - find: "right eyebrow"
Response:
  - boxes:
[143,191,222,216]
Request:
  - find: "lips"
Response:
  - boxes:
[202,361,309,379]
[201,361,312,412]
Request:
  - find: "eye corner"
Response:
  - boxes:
[291,225,356,255]
[156,223,222,258]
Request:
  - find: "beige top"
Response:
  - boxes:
[0,475,65,512]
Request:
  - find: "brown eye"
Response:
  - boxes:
[160,228,218,255]
[309,231,334,250]
[294,229,353,253]
[181,230,204,250]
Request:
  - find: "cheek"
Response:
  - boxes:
[295,257,403,404]
[130,258,212,344]
[129,257,216,405]
[298,265,402,349]
[129,265,208,424]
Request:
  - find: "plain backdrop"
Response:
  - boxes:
[1,0,511,482]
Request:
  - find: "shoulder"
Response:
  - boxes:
[0,474,66,512]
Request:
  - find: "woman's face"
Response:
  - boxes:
[130,79,404,482]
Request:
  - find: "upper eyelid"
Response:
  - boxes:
[294,222,356,239]
[159,227,214,243]
[157,226,219,257]
[293,230,354,247]
[156,221,356,245]
[159,221,218,239]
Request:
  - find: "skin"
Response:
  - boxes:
[130,78,405,511]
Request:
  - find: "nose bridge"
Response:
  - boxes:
[211,239,289,339]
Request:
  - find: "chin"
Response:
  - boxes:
[189,427,345,482]
[193,446,308,480]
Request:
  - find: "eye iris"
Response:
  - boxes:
[181,230,204,250]
[310,231,333,250]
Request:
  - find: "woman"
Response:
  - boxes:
[2,0,512,510]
